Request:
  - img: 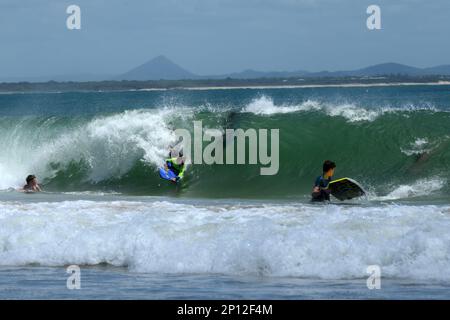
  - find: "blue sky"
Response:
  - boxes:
[1,0,449,78]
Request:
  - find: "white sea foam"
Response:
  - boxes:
[242,96,439,122]
[243,96,321,115]
[400,137,448,156]
[401,138,430,156]
[374,177,446,201]
[1,200,450,280]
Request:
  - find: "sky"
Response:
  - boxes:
[1,0,449,79]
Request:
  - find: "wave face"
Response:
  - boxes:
[1,86,450,200]
[1,200,450,280]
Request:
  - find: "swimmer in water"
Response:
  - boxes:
[21,175,42,192]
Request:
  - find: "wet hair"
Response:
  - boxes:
[323,160,336,173]
[26,175,36,184]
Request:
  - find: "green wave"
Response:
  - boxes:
[1,106,448,199]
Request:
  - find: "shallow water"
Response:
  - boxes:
[2,265,450,299]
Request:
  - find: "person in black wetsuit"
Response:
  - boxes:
[311,160,336,202]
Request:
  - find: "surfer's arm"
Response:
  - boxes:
[311,186,322,200]
[312,176,321,192]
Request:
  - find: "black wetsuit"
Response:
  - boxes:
[311,175,332,202]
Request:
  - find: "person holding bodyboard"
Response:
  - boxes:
[311,160,365,202]
[311,160,336,202]
[160,150,186,183]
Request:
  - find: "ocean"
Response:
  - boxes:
[1,84,450,299]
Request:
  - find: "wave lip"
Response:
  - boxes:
[243,96,321,115]
[242,96,442,122]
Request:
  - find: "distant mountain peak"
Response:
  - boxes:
[151,55,174,63]
[118,55,196,81]
[373,62,406,67]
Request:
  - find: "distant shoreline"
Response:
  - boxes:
[1,76,450,93]
[166,81,450,91]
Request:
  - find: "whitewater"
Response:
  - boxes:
[1,198,450,280]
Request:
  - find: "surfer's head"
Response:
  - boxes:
[26,174,37,186]
[176,149,185,165]
[323,160,336,177]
